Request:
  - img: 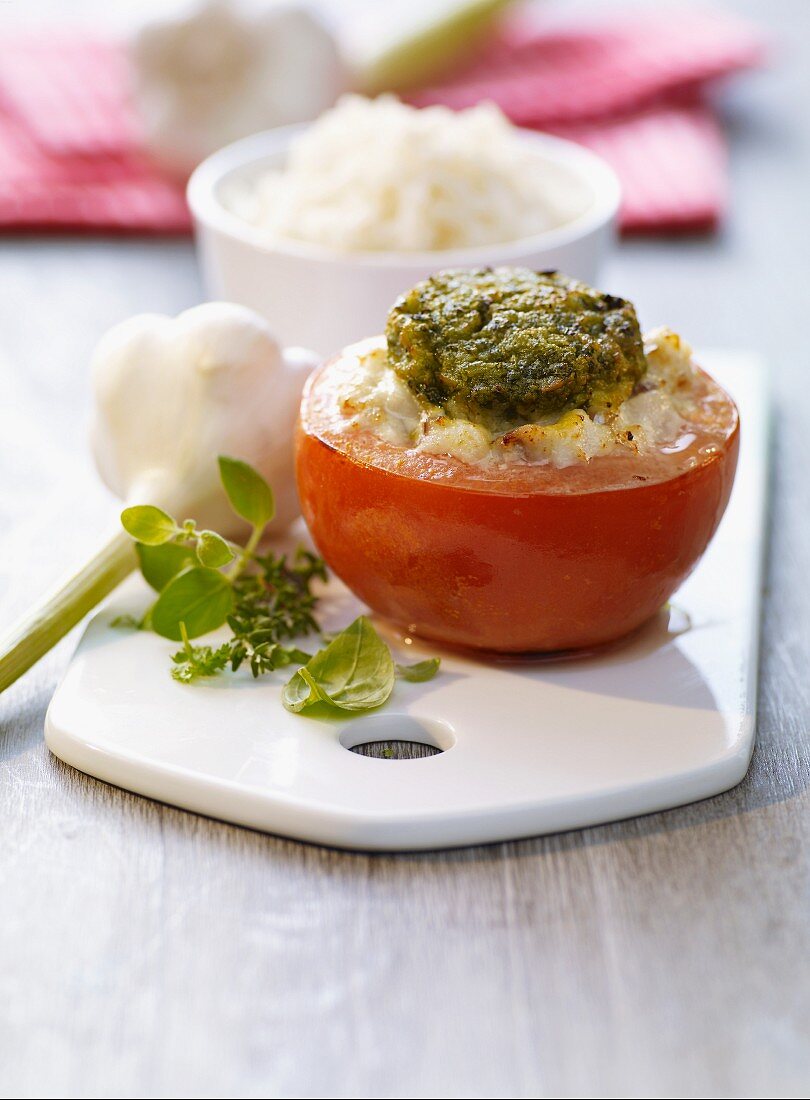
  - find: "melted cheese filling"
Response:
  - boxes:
[336,328,706,469]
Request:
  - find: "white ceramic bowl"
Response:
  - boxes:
[188,124,621,356]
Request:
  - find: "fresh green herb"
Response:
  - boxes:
[119,459,440,712]
[119,458,325,683]
[196,530,235,568]
[395,657,441,682]
[224,547,325,678]
[218,455,275,528]
[120,504,178,545]
[151,566,234,642]
[136,542,195,592]
[282,616,395,713]
[170,623,233,683]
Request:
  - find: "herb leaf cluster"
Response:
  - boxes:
[121,456,325,684]
[119,457,439,712]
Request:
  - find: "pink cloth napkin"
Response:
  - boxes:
[407,8,764,233]
[0,8,762,235]
[0,35,189,232]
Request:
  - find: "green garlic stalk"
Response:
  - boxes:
[0,302,316,694]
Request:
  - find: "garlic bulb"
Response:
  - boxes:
[91,301,317,534]
[132,0,346,177]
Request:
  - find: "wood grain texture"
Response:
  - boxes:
[1,2,809,1097]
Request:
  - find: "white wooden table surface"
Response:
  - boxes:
[1,1,808,1097]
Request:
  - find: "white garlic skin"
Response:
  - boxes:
[91,301,317,536]
[132,1,346,177]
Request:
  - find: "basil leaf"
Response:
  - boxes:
[218,456,275,528]
[136,542,195,592]
[121,505,177,545]
[275,647,313,667]
[395,657,441,682]
[282,616,395,713]
[287,667,332,709]
[196,530,235,568]
[151,566,234,641]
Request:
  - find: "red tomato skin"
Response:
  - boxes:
[296,420,739,654]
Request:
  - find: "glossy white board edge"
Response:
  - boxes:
[45,351,769,851]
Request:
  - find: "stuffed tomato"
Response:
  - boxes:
[297,268,739,653]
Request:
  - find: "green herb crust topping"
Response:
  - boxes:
[386,267,648,424]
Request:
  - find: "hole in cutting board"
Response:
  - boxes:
[339,715,455,759]
[352,741,441,760]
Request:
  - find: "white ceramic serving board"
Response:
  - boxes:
[46,352,769,851]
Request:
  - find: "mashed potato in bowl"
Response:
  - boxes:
[225,95,594,252]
